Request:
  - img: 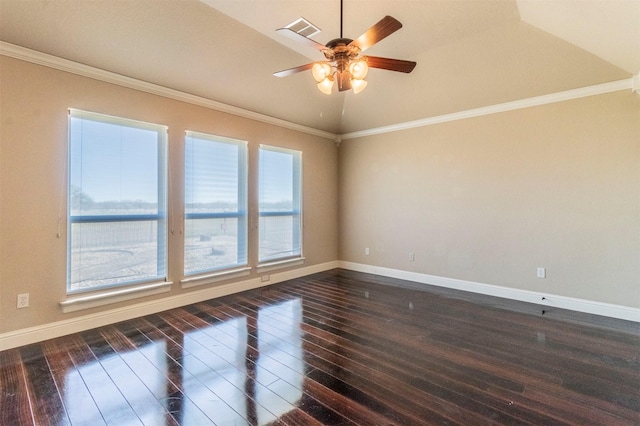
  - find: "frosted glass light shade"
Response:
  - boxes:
[317,77,334,94]
[349,60,368,80]
[312,63,332,83]
[351,78,367,94]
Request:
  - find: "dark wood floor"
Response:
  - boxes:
[1,269,639,425]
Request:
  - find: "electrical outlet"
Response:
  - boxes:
[409,252,415,261]
[261,275,270,282]
[537,267,546,278]
[17,293,29,309]
[365,247,370,255]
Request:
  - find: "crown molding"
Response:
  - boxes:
[341,77,635,140]
[1,42,634,143]
[0,41,338,141]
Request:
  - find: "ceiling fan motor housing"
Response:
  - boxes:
[324,38,361,72]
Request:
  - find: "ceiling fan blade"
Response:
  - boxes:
[366,56,417,73]
[337,71,352,91]
[276,28,328,52]
[273,63,315,77]
[349,16,403,52]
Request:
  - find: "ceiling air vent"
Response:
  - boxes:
[285,17,321,38]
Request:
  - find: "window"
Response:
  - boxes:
[258,145,302,263]
[68,110,168,293]
[184,131,248,275]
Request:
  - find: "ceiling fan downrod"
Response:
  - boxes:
[312,0,369,94]
[340,0,343,38]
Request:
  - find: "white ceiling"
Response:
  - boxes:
[0,0,637,134]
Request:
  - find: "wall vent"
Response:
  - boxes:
[285,17,321,38]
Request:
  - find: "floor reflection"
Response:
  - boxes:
[65,339,168,425]
[62,297,305,425]
[182,298,304,425]
[255,298,304,423]
[184,316,250,425]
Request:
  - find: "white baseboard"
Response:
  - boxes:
[339,261,640,323]
[3,259,634,351]
[0,261,339,351]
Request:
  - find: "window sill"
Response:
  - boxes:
[257,257,305,273]
[60,281,172,313]
[180,266,252,289]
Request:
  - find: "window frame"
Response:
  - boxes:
[183,130,249,277]
[258,144,303,265]
[67,109,168,295]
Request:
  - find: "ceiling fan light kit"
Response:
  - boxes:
[350,78,367,94]
[349,60,368,80]
[317,74,335,95]
[312,63,332,82]
[274,1,416,95]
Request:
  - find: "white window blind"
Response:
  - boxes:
[258,145,302,263]
[67,109,168,293]
[184,131,248,275]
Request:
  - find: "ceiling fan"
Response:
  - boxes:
[273,1,417,94]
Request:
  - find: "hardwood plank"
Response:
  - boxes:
[270,406,326,426]
[1,269,638,425]
[87,327,178,426]
[134,314,251,425]
[0,349,34,425]
[162,307,296,425]
[246,297,516,421]
[41,337,106,426]
[19,343,71,425]
[284,276,637,408]
[127,317,218,425]
[234,292,542,425]
[191,301,421,425]
[64,334,144,426]
[266,274,640,424]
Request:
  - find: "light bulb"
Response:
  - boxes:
[317,77,334,95]
[349,60,368,80]
[351,78,367,94]
[312,63,331,83]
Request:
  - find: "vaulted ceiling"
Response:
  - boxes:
[1,0,638,135]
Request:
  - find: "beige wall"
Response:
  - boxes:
[0,57,339,333]
[339,91,640,308]
[1,54,638,339]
